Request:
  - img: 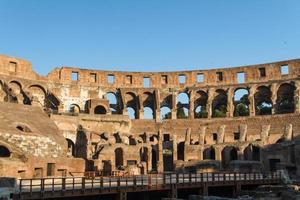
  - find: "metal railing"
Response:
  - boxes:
[16,171,282,199]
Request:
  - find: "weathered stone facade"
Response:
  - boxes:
[1,54,300,178]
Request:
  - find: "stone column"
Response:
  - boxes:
[157,130,164,173]
[207,88,214,118]
[173,134,177,161]
[227,87,234,117]
[239,124,247,142]
[215,146,222,161]
[198,126,206,145]
[249,86,256,116]
[171,91,177,119]
[155,89,161,122]
[147,147,152,172]
[217,125,226,144]
[271,83,278,114]
[294,81,300,113]
[189,90,195,119]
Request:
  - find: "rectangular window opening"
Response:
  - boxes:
[281,65,289,75]
[107,74,115,84]
[9,61,17,72]
[143,77,150,88]
[197,73,204,83]
[89,73,97,83]
[163,134,170,142]
[71,71,78,81]
[237,72,245,84]
[125,75,133,84]
[216,72,223,81]
[234,132,240,140]
[178,74,186,84]
[213,133,218,141]
[259,67,266,77]
[47,163,55,176]
[161,75,168,84]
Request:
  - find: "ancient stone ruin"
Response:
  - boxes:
[0,54,300,178]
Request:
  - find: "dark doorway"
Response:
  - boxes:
[177,142,185,161]
[94,105,107,114]
[115,148,124,169]
[269,159,280,171]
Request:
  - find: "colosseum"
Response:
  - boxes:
[0,54,300,180]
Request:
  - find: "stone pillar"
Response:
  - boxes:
[207,89,214,119]
[249,86,256,116]
[284,124,293,141]
[155,89,161,122]
[198,126,206,145]
[217,125,226,144]
[215,146,222,161]
[155,109,160,122]
[239,124,247,142]
[171,92,177,119]
[294,81,300,113]
[157,130,164,173]
[237,148,244,160]
[189,90,195,119]
[271,83,278,114]
[147,147,152,172]
[173,135,177,161]
[227,87,234,117]
[185,128,191,145]
[138,107,144,119]
[261,125,271,145]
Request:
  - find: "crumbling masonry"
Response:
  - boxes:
[1,54,300,178]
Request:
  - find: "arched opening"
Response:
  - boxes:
[28,85,46,107]
[177,142,185,161]
[143,92,155,119]
[107,92,119,114]
[115,148,124,169]
[127,107,136,119]
[140,147,148,162]
[143,107,154,119]
[212,89,227,118]
[176,92,189,119]
[151,148,157,171]
[0,145,10,157]
[222,146,238,167]
[233,88,249,117]
[160,106,171,120]
[244,144,260,161]
[70,104,80,113]
[125,92,138,119]
[255,86,272,115]
[194,90,208,118]
[276,83,296,114]
[66,138,75,156]
[203,146,215,160]
[94,105,107,114]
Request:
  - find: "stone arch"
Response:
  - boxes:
[28,85,46,107]
[243,144,260,161]
[222,146,238,167]
[177,142,185,160]
[276,82,296,114]
[212,89,227,118]
[8,80,22,95]
[94,105,107,114]
[115,147,124,169]
[160,95,172,120]
[203,146,215,160]
[66,138,75,156]
[106,92,120,114]
[254,85,272,115]
[194,90,208,118]
[125,92,139,119]
[70,104,80,113]
[143,92,155,119]
[233,88,250,117]
[176,92,189,119]
[0,145,10,157]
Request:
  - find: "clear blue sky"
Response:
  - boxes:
[0,0,299,75]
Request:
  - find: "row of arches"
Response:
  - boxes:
[103,82,296,119]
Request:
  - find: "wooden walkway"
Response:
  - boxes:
[13,171,282,200]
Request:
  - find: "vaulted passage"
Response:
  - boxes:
[94,105,107,114]
[244,144,260,161]
[0,145,10,157]
[194,90,208,118]
[177,93,189,119]
[203,146,215,160]
[255,86,272,115]
[212,89,227,118]
[276,83,295,114]
[233,88,249,117]
[222,146,238,167]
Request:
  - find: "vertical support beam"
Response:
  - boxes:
[207,88,214,119]
[155,89,161,122]
[227,87,234,117]
[198,126,206,145]
[249,85,256,116]
[189,90,195,119]
[138,91,144,119]
[215,146,222,161]
[294,80,300,113]
[271,83,278,114]
[171,91,177,119]
[173,134,177,162]
[157,129,164,173]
